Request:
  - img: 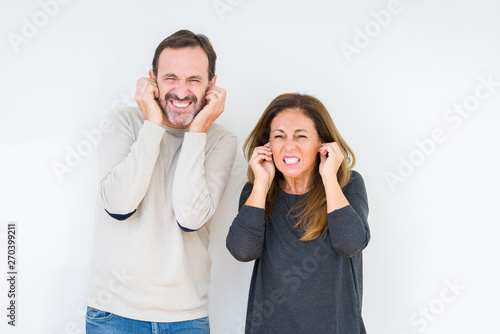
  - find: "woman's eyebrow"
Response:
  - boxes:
[272,129,309,133]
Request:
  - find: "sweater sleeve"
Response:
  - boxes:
[172,130,237,231]
[226,183,267,262]
[327,170,370,258]
[98,109,165,218]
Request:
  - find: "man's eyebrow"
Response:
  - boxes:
[162,74,203,80]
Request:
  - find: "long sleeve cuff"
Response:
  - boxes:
[226,205,266,262]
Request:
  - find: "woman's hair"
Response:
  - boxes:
[243,93,356,241]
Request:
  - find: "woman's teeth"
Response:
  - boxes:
[284,158,299,164]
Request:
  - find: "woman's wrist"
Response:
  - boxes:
[253,179,271,192]
[321,173,340,188]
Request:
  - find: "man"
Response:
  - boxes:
[86,30,237,333]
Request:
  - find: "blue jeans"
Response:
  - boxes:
[85,307,210,334]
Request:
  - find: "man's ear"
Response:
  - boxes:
[149,69,159,99]
[208,74,217,88]
[149,69,156,81]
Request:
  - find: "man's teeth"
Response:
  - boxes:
[284,158,300,164]
[172,101,190,108]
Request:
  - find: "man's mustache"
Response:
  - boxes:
[164,93,197,103]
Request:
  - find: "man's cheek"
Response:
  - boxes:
[197,96,207,112]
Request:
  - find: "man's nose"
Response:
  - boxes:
[172,79,189,99]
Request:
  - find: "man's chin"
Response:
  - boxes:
[167,112,195,127]
[162,103,201,127]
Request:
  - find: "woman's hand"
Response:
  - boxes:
[245,143,275,209]
[319,142,344,184]
[319,142,350,212]
[249,142,275,191]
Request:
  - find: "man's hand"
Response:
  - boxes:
[189,86,226,132]
[134,77,164,126]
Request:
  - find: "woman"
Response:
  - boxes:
[226,93,370,334]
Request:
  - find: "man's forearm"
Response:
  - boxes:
[172,131,237,230]
[99,118,165,217]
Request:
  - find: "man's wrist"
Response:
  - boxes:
[147,118,163,127]
[188,127,207,133]
[189,120,211,133]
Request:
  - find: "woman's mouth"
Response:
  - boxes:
[283,156,300,166]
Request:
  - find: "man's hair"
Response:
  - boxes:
[152,29,217,80]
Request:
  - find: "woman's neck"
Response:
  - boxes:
[281,175,312,195]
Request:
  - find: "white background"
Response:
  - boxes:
[1,0,499,333]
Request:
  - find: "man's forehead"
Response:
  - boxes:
[157,46,209,77]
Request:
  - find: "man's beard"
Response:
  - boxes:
[159,88,208,127]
